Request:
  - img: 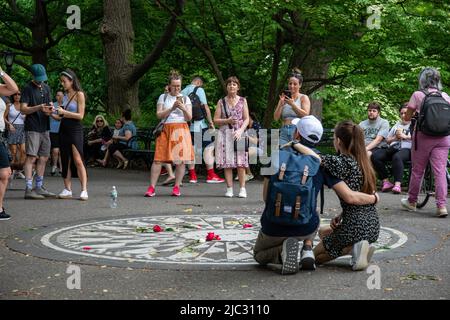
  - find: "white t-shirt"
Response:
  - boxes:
[157,93,192,124]
[0,98,6,131]
[388,121,412,149]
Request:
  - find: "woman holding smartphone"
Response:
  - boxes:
[144,70,193,198]
[273,68,311,146]
[52,69,88,201]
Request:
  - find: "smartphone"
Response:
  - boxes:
[283,90,291,99]
[176,96,183,103]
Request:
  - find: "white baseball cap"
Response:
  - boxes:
[291,116,323,144]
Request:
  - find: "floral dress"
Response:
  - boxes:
[321,154,380,259]
[215,96,248,169]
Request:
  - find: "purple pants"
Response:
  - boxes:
[408,132,450,208]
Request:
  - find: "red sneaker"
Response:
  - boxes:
[172,185,181,197]
[144,186,155,197]
[160,167,168,176]
[189,170,198,183]
[206,173,225,184]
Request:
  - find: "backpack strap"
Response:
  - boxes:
[193,86,199,95]
[320,184,325,215]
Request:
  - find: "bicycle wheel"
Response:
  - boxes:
[417,164,434,209]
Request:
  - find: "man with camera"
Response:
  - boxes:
[20,64,56,199]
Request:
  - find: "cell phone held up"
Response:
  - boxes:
[283,90,292,99]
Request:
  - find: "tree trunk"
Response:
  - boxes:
[301,50,329,121]
[100,0,138,115]
[31,0,48,66]
[263,29,284,128]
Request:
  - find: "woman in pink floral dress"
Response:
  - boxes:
[214,76,249,198]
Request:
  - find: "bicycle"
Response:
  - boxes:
[416,159,450,208]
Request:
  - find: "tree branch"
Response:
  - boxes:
[208,0,236,75]
[127,0,185,85]
[0,21,28,51]
[0,35,28,51]
[155,0,227,90]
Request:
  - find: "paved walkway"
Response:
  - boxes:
[0,168,449,299]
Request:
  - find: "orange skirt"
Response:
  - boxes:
[154,123,194,163]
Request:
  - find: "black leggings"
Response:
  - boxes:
[371,147,411,183]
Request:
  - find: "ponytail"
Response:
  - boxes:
[352,125,376,194]
[335,121,377,194]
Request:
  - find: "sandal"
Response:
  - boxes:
[161,176,176,186]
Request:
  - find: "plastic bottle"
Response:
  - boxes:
[110,186,118,209]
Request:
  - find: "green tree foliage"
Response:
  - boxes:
[1,0,449,129]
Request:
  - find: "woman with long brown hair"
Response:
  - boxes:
[313,120,380,271]
[52,69,88,201]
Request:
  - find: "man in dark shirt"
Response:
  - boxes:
[20,64,56,199]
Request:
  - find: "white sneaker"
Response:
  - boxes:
[80,190,88,201]
[245,174,254,182]
[58,188,72,199]
[225,188,233,198]
[238,187,247,198]
[14,171,25,179]
[400,198,417,212]
[300,248,316,270]
[351,240,370,271]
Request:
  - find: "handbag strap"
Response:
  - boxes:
[62,92,78,111]
[9,109,22,125]
[221,98,233,130]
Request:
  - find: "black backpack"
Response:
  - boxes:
[189,86,206,121]
[417,90,450,136]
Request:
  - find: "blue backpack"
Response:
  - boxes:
[263,149,320,226]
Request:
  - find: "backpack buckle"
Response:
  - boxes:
[294,196,301,219]
[301,165,309,184]
[279,163,286,180]
[275,193,282,217]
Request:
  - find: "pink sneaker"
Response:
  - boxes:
[392,185,401,194]
[172,185,181,197]
[188,170,198,183]
[144,186,155,197]
[381,181,394,192]
[206,173,225,184]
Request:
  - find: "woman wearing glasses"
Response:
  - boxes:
[85,115,112,165]
[51,69,88,201]
[4,90,26,177]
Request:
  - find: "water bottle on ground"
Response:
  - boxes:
[110,186,118,209]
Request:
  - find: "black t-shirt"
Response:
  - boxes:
[20,81,52,132]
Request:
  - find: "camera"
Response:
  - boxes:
[283,90,291,99]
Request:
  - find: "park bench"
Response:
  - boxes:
[122,128,155,170]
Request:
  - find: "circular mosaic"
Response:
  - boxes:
[40,215,407,267]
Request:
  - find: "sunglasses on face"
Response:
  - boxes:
[15,93,21,96]
[96,120,104,122]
